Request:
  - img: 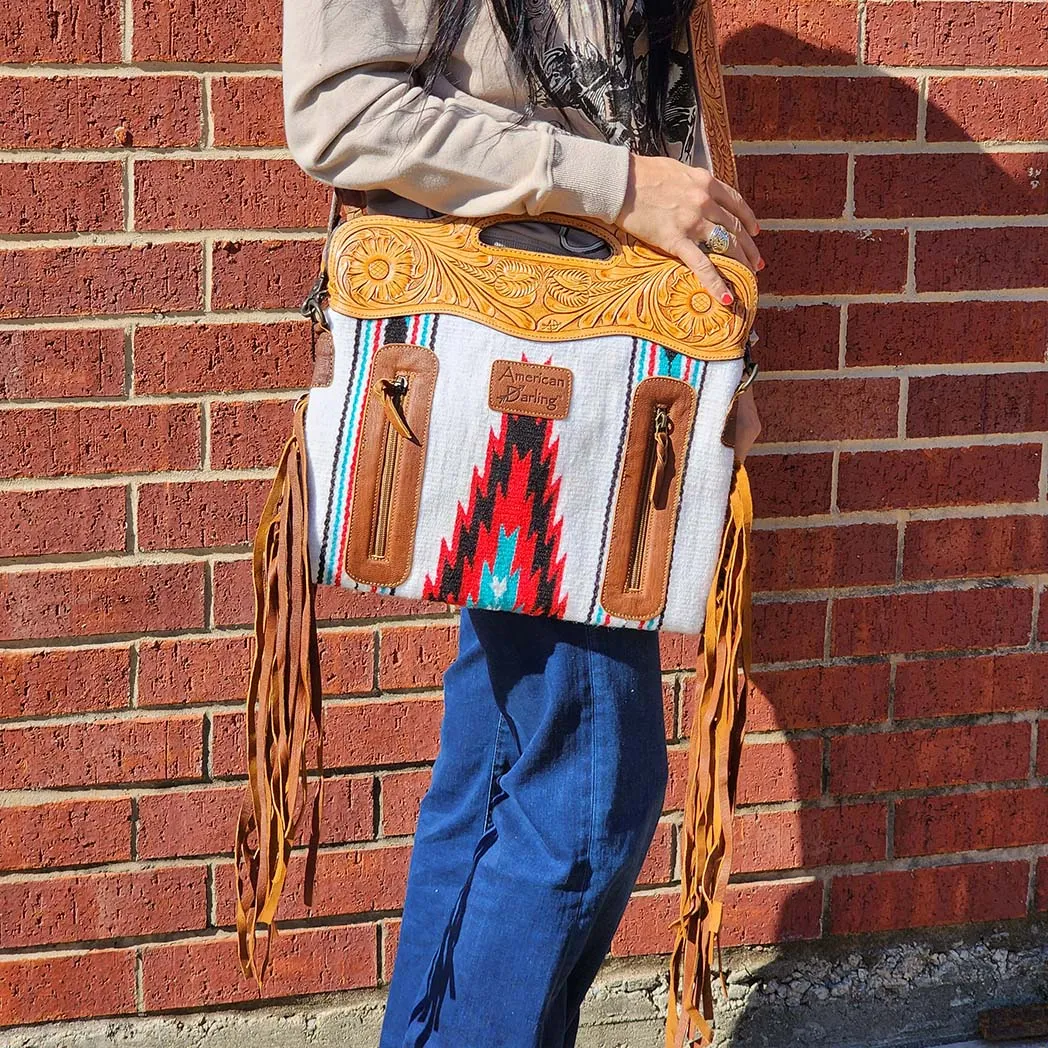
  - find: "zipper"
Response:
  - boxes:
[625,404,671,592]
[369,375,412,560]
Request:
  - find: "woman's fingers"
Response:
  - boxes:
[706,177,760,237]
[697,209,761,273]
[673,236,734,305]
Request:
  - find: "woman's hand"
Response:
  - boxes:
[614,153,762,304]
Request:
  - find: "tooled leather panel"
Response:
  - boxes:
[325,212,756,362]
[600,376,699,621]
[344,343,438,588]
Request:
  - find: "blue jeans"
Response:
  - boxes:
[378,606,668,1048]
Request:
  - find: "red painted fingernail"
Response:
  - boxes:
[757,259,766,271]
[721,292,734,305]
[755,223,761,234]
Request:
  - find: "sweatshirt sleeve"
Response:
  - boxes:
[281,0,632,223]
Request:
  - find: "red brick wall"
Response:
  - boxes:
[1,0,1046,1028]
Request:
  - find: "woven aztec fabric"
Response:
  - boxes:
[303,305,743,635]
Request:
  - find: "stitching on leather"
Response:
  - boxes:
[600,376,698,622]
[343,343,438,589]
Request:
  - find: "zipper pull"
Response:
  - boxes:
[648,405,670,506]
[379,376,419,444]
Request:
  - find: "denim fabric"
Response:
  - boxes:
[378,606,668,1048]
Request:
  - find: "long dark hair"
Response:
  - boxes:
[409,0,695,155]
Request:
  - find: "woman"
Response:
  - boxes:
[282,1,762,1044]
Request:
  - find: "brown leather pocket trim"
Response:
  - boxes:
[600,376,698,621]
[344,343,438,587]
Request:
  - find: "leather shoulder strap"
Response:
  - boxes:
[688,0,738,189]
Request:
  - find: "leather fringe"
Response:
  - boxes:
[665,462,755,1048]
[233,392,324,990]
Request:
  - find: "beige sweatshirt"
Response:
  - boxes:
[281,0,703,227]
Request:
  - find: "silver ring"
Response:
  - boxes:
[703,223,732,254]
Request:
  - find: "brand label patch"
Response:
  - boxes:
[488,360,573,420]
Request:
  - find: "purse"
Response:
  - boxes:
[233,1,758,1044]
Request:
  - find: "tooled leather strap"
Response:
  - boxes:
[688,0,738,190]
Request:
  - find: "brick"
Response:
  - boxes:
[0,562,205,642]
[0,486,126,558]
[756,378,898,443]
[137,478,272,551]
[1039,721,1048,778]
[134,160,328,231]
[753,524,897,592]
[0,715,203,789]
[896,788,1048,857]
[134,322,312,394]
[917,227,1048,292]
[141,924,376,1008]
[0,797,131,871]
[210,697,443,776]
[908,373,1048,438]
[895,652,1048,719]
[380,768,431,837]
[733,802,886,873]
[0,162,122,234]
[0,403,201,480]
[215,845,412,925]
[718,0,858,65]
[382,918,400,981]
[378,624,458,690]
[208,398,300,469]
[837,445,1041,511]
[830,861,1028,936]
[856,153,1048,219]
[847,301,1048,367]
[211,76,285,146]
[737,154,847,219]
[1036,857,1048,912]
[132,0,281,62]
[611,878,822,957]
[759,229,908,297]
[669,737,822,810]
[866,2,1048,66]
[137,776,373,859]
[746,453,833,518]
[0,75,201,149]
[379,767,431,830]
[137,634,252,707]
[832,587,1033,658]
[212,238,321,310]
[0,0,120,62]
[928,77,1048,143]
[637,822,674,885]
[752,599,827,663]
[736,737,823,805]
[830,721,1029,795]
[0,948,136,1026]
[751,305,840,374]
[0,328,125,399]
[1042,589,1048,643]
[905,515,1048,581]
[1,244,202,319]
[138,629,373,707]
[729,75,917,141]
[745,663,890,732]
[0,647,131,719]
[0,865,207,948]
